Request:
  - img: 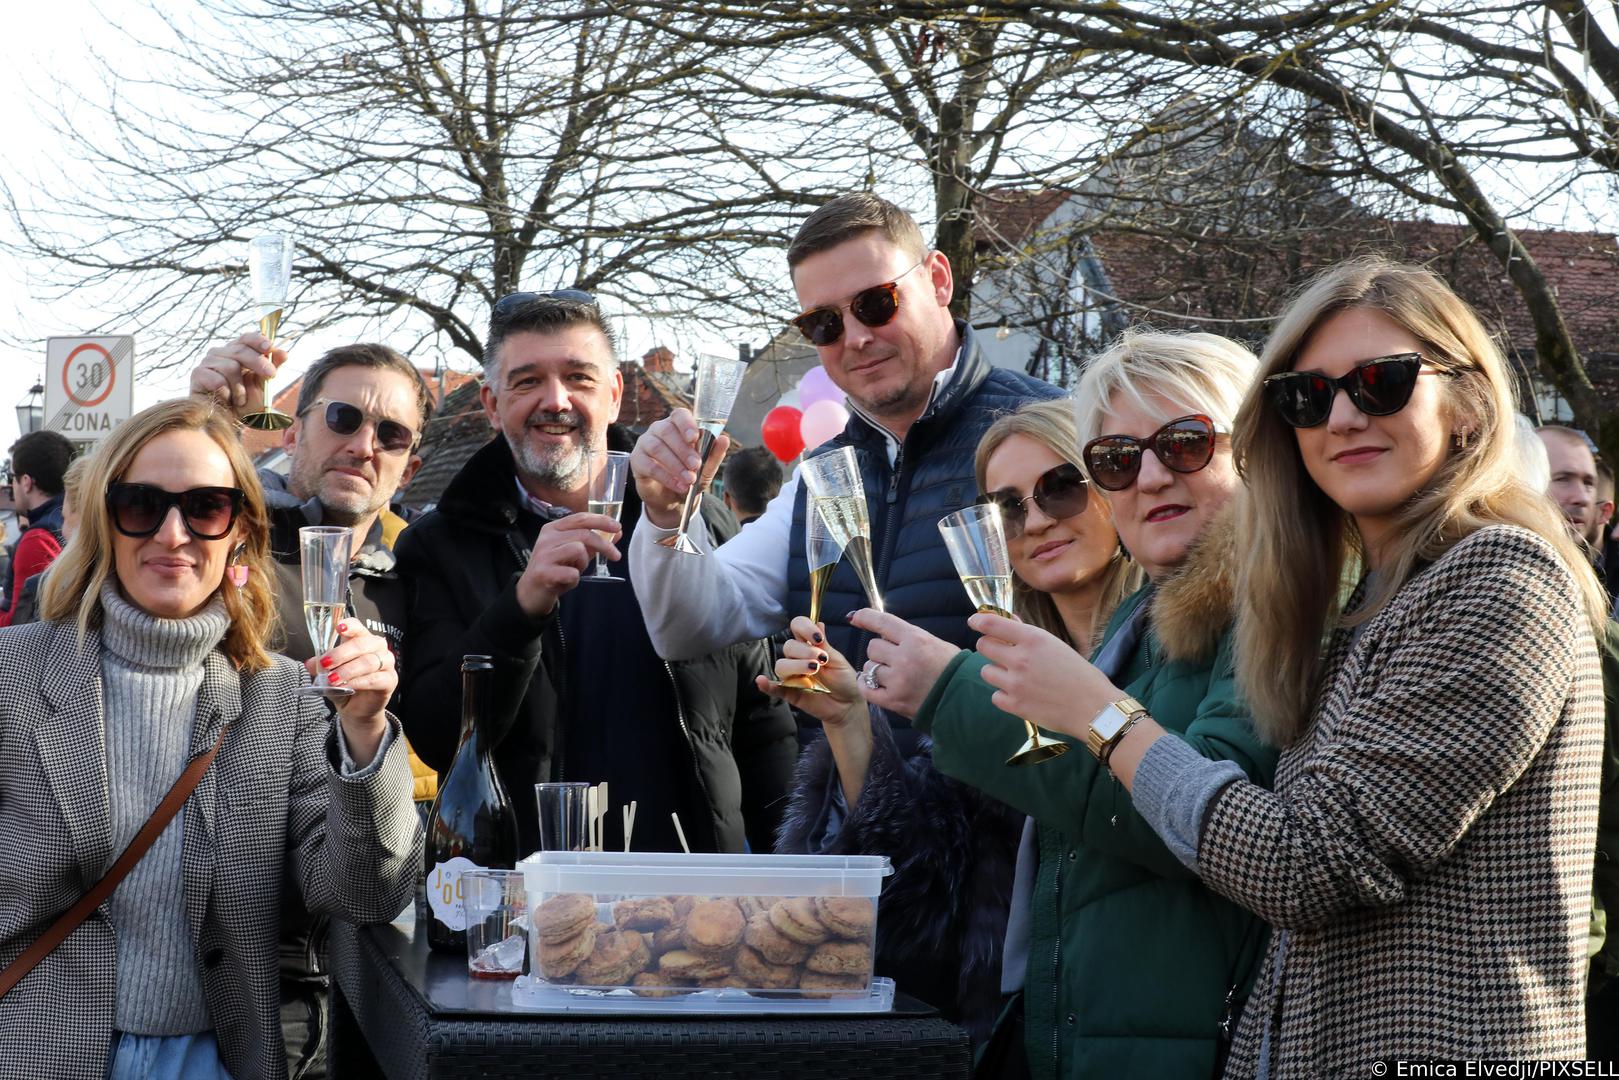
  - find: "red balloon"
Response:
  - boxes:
[761,405,805,462]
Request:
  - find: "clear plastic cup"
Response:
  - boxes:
[463,869,527,979]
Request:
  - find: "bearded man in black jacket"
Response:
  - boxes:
[395,293,797,856]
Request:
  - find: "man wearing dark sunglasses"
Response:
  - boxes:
[629,192,1063,747]
[392,291,796,863]
[192,335,435,1080]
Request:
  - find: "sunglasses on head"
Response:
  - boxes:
[790,258,927,347]
[1083,415,1220,492]
[302,398,418,453]
[107,483,245,541]
[1264,353,1453,429]
[978,462,1090,540]
[492,289,597,321]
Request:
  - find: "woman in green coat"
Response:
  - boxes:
[840,330,1278,1078]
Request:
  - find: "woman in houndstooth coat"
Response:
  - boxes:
[0,398,421,1080]
[984,258,1609,1074]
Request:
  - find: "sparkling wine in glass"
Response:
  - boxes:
[299,525,354,698]
[800,446,883,612]
[241,232,295,431]
[583,448,630,580]
[777,498,843,695]
[657,354,748,555]
[938,502,1066,766]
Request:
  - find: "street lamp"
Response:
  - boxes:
[14,382,43,436]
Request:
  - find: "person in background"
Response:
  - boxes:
[9,456,89,627]
[1538,424,1611,562]
[191,337,435,1080]
[1041,258,1606,1067]
[0,429,73,628]
[395,292,796,857]
[0,397,418,1080]
[721,445,785,527]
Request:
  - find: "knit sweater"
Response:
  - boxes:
[99,583,230,1035]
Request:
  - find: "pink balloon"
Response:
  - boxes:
[799,399,850,449]
[797,366,846,410]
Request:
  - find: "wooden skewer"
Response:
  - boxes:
[585,786,598,852]
[598,782,609,853]
[624,800,638,853]
[670,811,691,855]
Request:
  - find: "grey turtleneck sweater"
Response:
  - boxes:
[99,582,230,1036]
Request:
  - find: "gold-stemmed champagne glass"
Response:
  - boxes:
[241,232,295,431]
[776,498,842,695]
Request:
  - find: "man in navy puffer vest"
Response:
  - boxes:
[630,193,1063,753]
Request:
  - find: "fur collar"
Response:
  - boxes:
[1150,500,1240,664]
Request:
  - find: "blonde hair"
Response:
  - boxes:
[1233,257,1607,745]
[39,398,280,671]
[1074,328,1261,447]
[974,399,1143,649]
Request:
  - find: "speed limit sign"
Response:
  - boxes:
[44,336,135,444]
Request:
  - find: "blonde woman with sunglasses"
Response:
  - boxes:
[1021,259,1607,1070]
[809,331,1278,1077]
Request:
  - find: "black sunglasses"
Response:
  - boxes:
[979,462,1090,540]
[1083,415,1220,492]
[107,483,246,541]
[492,289,597,320]
[1264,353,1452,429]
[790,259,926,347]
[302,398,418,453]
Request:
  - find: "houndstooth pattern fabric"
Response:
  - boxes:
[0,619,421,1080]
[1199,525,1604,1075]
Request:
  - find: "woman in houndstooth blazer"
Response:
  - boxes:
[0,398,421,1080]
[991,258,1609,1073]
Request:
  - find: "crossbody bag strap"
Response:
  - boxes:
[0,721,231,1000]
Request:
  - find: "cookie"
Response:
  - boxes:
[744,910,811,966]
[734,943,799,989]
[814,896,875,940]
[806,939,871,976]
[614,896,676,931]
[537,924,596,978]
[631,971,693,998]
[657,949,733,980]
[798,971,867,999]
[768,896,830,946]
[651,925,684,954]
[682,898,745,957]
[737,895,771,920]
[536,893,598,944]
[670,895,707,921]
[575,928,651,986]
[696,972,751,990]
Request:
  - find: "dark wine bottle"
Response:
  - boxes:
[423,655,519,953]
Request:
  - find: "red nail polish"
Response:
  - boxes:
[319,656,334,669]
[336,622,349,633]
[328,674,342,685]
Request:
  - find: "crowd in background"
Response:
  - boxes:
[0,191,1615,1079]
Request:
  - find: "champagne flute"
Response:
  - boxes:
[799,446,883,612]
[299,525,354,698]
[583,448,630,580]
[656,354,748,555]
[241,232,295,431]
[776,498,842,694]
[938,502,1067,766]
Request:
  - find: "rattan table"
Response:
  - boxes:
[328,917,972,1079]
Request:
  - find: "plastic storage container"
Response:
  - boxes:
[517,851,892,1004]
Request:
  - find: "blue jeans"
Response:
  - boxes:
[107,1032,235,1080]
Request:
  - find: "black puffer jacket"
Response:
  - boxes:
[395,426,797,855]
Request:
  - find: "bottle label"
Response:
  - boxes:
[426,856,481,931]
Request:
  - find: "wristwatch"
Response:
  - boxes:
[1086,696,1149,766]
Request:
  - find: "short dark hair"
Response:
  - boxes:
[787,193,927,272]
[1598,456,1615,504]
[9,430,74,496]
[722,446,785,517]
[294,344,435,429]
[485,295,618,383]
